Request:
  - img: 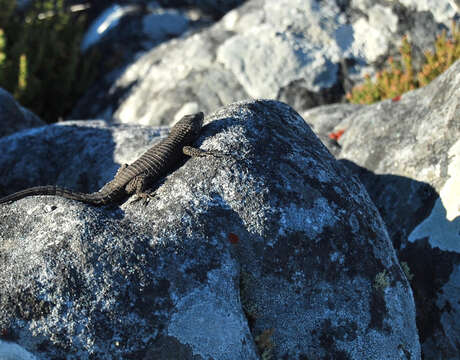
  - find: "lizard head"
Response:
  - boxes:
[171,112,204,141]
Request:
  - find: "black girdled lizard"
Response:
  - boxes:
[0,112,208,206]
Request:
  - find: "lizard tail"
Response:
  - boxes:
[0,185,110,205]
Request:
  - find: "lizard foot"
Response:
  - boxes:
[129,191,156,206]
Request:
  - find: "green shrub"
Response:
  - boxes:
[418,24,460,86]
[0,0,99,122]
[347,22,460,104]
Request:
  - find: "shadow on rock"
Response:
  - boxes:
[339,158,460,358]
[0,124,119,198]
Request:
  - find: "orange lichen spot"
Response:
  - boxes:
[328,129,345,141]
[228,232,239,244]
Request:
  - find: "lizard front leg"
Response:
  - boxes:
[115,163,129,176]
[183,146,224,158]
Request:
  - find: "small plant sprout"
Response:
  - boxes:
[374,270,390,292]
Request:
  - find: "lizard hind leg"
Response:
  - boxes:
[125,173,156,205]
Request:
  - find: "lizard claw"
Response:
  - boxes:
[127,196,142,205]
[128,191,156,206]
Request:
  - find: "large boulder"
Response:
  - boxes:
[303,59,460,358]
[72,0,458,126]
[0,100,420,359]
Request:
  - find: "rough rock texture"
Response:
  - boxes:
[0,100,420,359]
[0,88,44,139]
[302,59,460,358]
[72,0,458,126]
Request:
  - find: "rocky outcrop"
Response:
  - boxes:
[303,59,460,359]
[0,100,420,359]
[0,88,44,138]
[72,0,458,126]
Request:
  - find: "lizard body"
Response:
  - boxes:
[0,112,205,206]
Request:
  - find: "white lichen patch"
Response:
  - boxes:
[278,198,337,239]
[351,5,398,62]
[167,261,257,359]
[0,340,37,360]
[408,140,460,253]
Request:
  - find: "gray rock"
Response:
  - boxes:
[0,88,45,138]
[72,0,458,126]
[350,3,399,63]
[302,103,362,156]
[0,100,420,359]
[217,0,348,97]
[0,340,37,360]
[303,59,460,358]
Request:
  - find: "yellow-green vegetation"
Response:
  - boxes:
[239,270,260,322]
[255,328,275,360]
[17,53,27,92]
[0,29,6,69]
[401,261,414,282]
[0,0,99,122]
[373,270,390,292]
[347,22,460,104]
